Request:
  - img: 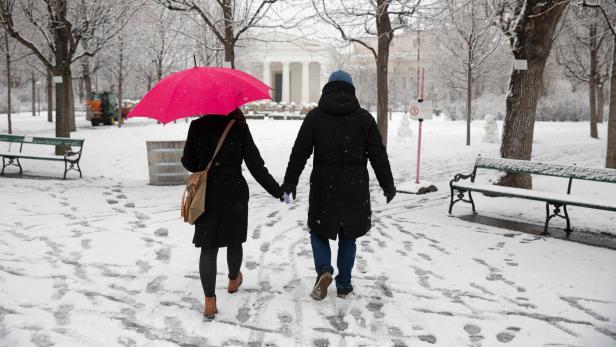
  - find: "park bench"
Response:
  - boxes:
[0,134,85,179]
[449,156,616,236]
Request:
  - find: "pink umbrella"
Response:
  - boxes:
[127,67,271,124]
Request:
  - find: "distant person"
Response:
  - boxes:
[182,109,285,318]
[282,70,396,300]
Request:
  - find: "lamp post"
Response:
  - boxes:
[35,81,42,116]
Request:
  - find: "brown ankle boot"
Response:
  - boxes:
[204,296,218,318]
[228,271,243,294]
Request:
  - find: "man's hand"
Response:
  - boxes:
[281,192,291,204]
[281,183,296,200]
[384,187,396,203]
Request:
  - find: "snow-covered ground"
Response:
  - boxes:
[1,112,615,346]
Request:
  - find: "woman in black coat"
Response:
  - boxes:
[181,109,283,318]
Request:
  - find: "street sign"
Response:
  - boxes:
[408,101,433,120]
[53,76,63,84]
[513,59,528,70]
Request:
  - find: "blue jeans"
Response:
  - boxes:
[310,229,356,290]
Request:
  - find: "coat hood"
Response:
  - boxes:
[317,81,361,115]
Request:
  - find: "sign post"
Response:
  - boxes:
[397,100,437,194]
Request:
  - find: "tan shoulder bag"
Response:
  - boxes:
[181,119,236,224]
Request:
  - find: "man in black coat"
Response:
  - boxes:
[282,70,396,300]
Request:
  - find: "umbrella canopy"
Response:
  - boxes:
[127,67,271,124]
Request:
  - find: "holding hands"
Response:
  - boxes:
[279,183,296,204]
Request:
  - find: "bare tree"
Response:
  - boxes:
[312,0,423,146]
[1,31,15,133]
[438,0,501,145]
[581,0,615,168]
[494,0,568,188]
[0,0,137,152]
[156,0,279,68]
[556,7,611,138]
[0,30,30,133]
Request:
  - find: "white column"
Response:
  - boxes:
[262,61,271,87]
[301,62,310,104]
[282,62,290,103]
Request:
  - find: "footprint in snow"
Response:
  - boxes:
[30,333,53,347]
[106,199,119,205]
[53,304,74,326]
[236,306,251,323]
[245,261,258,270]
[417,334,437,344]
[278,311,294,337]
[497,327,520,343]
[154,228,168,237]
[366,296,385,318]
[155,248,171,263]
[81,239,91,249]
[464,324,484,345]
[349,307,366,327]
[146,275,167,293]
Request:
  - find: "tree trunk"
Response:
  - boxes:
[118,39,124,129]
[597,81,604,123]
[466,61,472,146]
[589,24,598,138]
[222,0,235,68]
[67,71,75,132]
[606,38,616,168]
[54,74,70,154]
[499,1,567,188]
[82,57,93,120]
[499,0,566,189]
[375,0,392,147]
[5,33,12,134]
[31,73,36,117]
[51,1,75,137]
[47,69,53,123]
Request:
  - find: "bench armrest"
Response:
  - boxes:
[64,150,82,161]
[451,172,473,182]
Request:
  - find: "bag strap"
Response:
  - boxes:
[205,119,236,172]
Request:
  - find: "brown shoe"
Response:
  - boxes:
[228,271,243,294]
[310,272,333,300]
[204,296,218,319]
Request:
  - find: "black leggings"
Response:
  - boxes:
[199,244,243,297]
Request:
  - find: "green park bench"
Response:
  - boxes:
[449,156,616,236]
[0,134,85,179]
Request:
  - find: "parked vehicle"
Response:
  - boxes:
[86,92,119,126]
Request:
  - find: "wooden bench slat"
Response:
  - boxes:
[452,181,616,211]
[0,152,66,161]
[476,157,616,183]
[0,134,25,143]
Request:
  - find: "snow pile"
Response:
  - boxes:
[476,156,616,183]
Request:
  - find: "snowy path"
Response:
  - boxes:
[1,114,615,346]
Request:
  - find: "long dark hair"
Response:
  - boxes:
[229,108,246,125]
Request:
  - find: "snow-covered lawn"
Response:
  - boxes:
[1,112,615,346]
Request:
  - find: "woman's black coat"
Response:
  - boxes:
[182,116,283,248]
[283,81,395,240]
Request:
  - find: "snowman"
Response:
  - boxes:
[482,114,498,143]
[398,112,413,138]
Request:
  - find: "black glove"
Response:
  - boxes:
[281,183,296,200]
[384,187,396,203]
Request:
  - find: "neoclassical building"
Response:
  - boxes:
[235,31,419,108]
[235,32,338,104]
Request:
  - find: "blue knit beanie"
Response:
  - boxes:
[328,70,353,86]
